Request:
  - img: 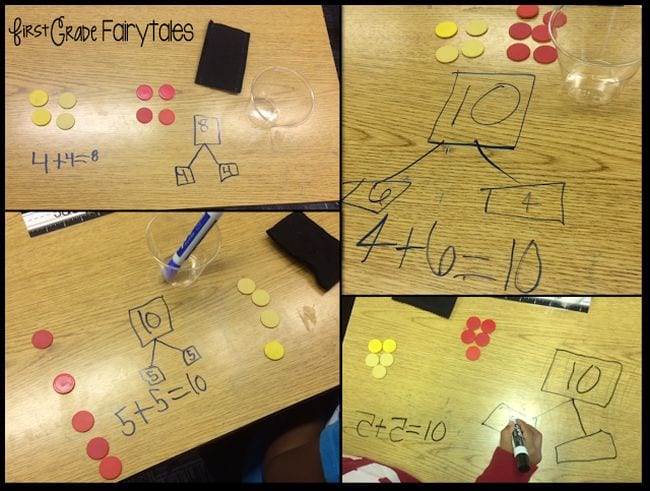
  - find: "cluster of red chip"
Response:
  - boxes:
[136,84,176,125]
[507,5,566,63]
[461,316,496,361]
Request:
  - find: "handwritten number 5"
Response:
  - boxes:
[114,406,136,436]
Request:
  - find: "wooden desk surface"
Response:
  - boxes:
[5,6,339,209]
[342,6,641,294]
[5,211,339,482]
[342,296,641,482]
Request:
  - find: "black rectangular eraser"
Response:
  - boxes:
[195,21,250,94]
[392,297,457,319]
[266,212,340,291]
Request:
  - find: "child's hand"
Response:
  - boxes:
[499,419,543,466]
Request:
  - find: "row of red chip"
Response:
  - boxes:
[32,330,122,480]
[136,107,176,125]
[137,84,175,101]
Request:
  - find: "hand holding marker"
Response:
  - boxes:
[164,212,223,281]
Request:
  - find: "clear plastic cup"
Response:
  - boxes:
[248,66,315,128]
[145,213,222,287]
[549,5,641,105]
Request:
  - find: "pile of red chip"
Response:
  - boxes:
[461,316,496,361]
[507,5,567,63]
[136,84,176,125]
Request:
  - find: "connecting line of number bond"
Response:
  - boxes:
[185,143,220,170]
[148,338,184,367]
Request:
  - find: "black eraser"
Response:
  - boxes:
[195,21,250,94]
[266,212,340,291]
[392,297,457,319]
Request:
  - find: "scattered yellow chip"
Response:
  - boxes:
[237,278,256,295]
[58,92,77,109]
[466,19,488,37]
[380,352,394,367]
[260,309,280,328]
[368,339,382,353]
[264,340,284,361]
[435,21,458,39]
[32,108,51,126]
[252,289,270,307]
[56,113,75,130]
[435,45,459,64]
[383,339,397,353]
[461,39,485,58]
[365,353,380,367]
[372,364,387,379]
[29,89,49,107]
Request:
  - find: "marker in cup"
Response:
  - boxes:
[164,212,223,281]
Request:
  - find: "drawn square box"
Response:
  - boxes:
[541,349,622,407]
[175,166,196,186]
[194,115,221,145]
[428,72,536,149]
[128,296,174,347]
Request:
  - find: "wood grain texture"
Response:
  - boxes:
[342,6,641,294]
[342,296,641,482]
[5,211,339,482]
[5,6,339,209]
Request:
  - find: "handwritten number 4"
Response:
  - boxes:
[522,192,541,212]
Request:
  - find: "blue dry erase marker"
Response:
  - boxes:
[164,211,223,280]
[510,417,531,473]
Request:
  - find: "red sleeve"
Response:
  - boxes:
[475,447,537,483]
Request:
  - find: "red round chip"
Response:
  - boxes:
[466,316,481,330]
[460,329,476,344]
[87,437,110,460]
[99,456,122,480]
[32,329,53,349]
[517,5,539,19]
[507,43,531,62]
[509,22,532,40]
[475,332,491,347]
[533,45,557,64]
[72,410,95,433]
[544,10,567,27]
[136,107,153,124]
[136,84,153,101]
[531,24,551,42]
[466,346,481,361]
[159,108,175,125]
[53,373,75,394]
[481,319,496,334]
[158,84,176,100]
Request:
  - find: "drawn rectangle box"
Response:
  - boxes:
[428,72,536,149]
[481,182,565,224]
[541,349,622,407]
[194,115,221,145]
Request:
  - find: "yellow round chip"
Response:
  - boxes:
[435,21,458,39]
[252,289,270,307]
[372,364,387,379]
[380,352,394,367]
[58,92,77,109]
[56,113,75,130]
[435,45,459,64]
[383,338,397,353]
[365,353,379,367]
[260,309,280,328]
[32,108,51,126]
[368,339,382,353]
[461,39,485,58]
[264,340,284,361]
[466,19,488,37]
[237,278,256,295]
[29,89,49,107]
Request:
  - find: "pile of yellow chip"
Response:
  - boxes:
[434,19,488,63]
[366,338,397,379]
[28,89,77,129]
